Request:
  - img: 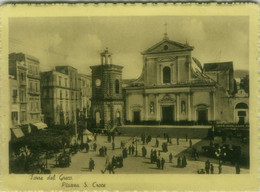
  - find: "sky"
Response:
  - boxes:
[9,16,249,79]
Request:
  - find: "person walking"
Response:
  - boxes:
[218,163,222,174]
[89,158,95,171]
[142,146,147,157]
[189,139,192,148]
[131,145,135,155]
[86,142,89,153]
[157,158,161,169]
[161,158,165,170]
[150,149,154,163]
[182,156,187,168]
[210,164,214,174]
[235,163,240,174]
[185,134,188,142]
[112,142,115,150]
[177,137,179,145]
[156,138,159,148]
[128,145,131,155]
[205,160,210,174]
[177,156,181,168]
[169,153,173,163]
[93,142,97,152]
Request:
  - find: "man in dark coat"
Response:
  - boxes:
[142,146,146,157]
[169,153,173,163]
[93,143,97,152]
[112,142,115,150]
[210,164,214,174]
[189,139,192,148]
[86,142,89,153]
[177,156,181,168]
[177,137,179,145]
[218,163,222,174]
[131,145,135,155]
[161,158,165,169]
[157,158,161,169]
[150,149,154,163]
[235,163,240,174]
[89,158,95,171]
[205,160,210,174]
[156,138,159,148]
[128,145,131,155]
[182,156,187,167]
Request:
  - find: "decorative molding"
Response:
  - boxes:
[130,104,143,109]
[158,56,177,63]
[159,94,176,103]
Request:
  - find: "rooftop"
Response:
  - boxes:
[204,62,233,72]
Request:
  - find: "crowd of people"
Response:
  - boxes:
[58,131,245,174]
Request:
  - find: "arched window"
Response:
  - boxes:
[163,66,171,83]
[235,102,248,109]
[115,79,120,94]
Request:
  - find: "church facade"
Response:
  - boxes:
[90,35,249,129]
[124,35,217,125]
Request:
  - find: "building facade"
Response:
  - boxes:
[90,48,124,129]
[41,66,81,126]
[124,35,220,125]
[78,74,92,118]
[9,53,46,139]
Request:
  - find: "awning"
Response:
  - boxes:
[31,122,48,130]
[11,128,24,138]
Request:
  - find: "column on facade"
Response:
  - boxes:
[176,57,180,83]
[188,92,193,121]
[210,91,215,121]
[143,93,148,121]
[156,62,159,84]
[188,56,191,81]
[125,93,129,122]
[176,93,180,121]
[171,63,174,84]
[155,94,160,121]
[158,64,162,84]
[110,102,114,127]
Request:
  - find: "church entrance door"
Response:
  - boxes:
[162,106,174,124]
[133,111,141,124]
[197,109,208,124]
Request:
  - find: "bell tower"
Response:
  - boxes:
[90,48,124,130]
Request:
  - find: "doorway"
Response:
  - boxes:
[162,106,174,124]
[197,109,208,124]
[133,111,141,124]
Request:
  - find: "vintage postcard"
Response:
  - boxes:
[0,3,258,191]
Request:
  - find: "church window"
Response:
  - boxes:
[164,45,168,50]
[115,79,120,94]
[163,66,171,83]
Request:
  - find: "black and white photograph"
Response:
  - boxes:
[8,15,251,176]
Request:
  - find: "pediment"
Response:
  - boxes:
[159,94,176,103]
[142,39,193,55]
